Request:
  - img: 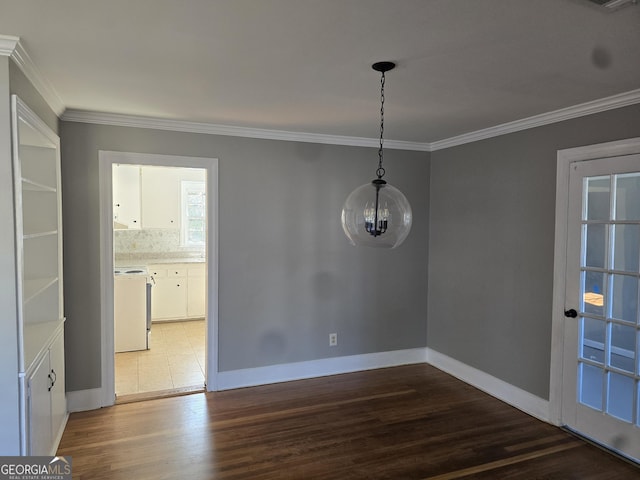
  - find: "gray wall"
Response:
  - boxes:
[59,122,430,392]
[427,104,640,399]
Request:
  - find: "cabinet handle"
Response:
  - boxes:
[177,284,181,287]
[47,373,54,392]
[51,369,57,386]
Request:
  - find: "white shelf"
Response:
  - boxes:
[12,94,64,374]
[22,178,56,193]
[23,231,58,240]
[23,320,64,375]
[11,95,66,456]
[23,277,58,305]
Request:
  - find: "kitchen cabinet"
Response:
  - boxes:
[149,263,205,321]
[149,265,187,320]
[112,164,141,229]
[10,95,66,455]
[141,166,181,229]
[187,264,206,318]
[112,165,206,230]
[141,166,206,229]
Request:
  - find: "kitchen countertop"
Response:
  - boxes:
[115,257,206,267]
[144,257,206,265]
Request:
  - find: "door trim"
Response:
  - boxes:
[550,137,640,426]
[98,151,219,407]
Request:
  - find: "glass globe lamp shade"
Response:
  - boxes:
[341,180,412,248]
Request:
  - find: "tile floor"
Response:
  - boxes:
[115,320,205,397]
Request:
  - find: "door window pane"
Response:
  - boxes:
[585,176,610,221]
[611,274,638,323]
[585,224,606,269]
[609,323,636,373]
[580,364,604,410]
[581,318,605,364]
[607,372,634,423]
[583,271,606,316]
[613,224,640,273]
[615,173,640,221]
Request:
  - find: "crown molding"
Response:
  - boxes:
[60,109,432,152]
[0,34,19,56]
[63,88,640,153]
[10,41,65,116]
[4,30,639,152]
[430,88,640,151]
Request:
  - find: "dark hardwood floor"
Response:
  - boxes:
[57,364,640,479]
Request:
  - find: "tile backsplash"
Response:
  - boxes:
[114,228,204,261]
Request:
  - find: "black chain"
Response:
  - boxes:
[376,71,386,180]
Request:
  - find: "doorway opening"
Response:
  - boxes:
[99,151,219,406]
[113,163,207,402]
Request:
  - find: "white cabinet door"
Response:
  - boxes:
[28,353,52,456]
[151,277,187,320]
[187,265,206,318]
[49,331,66,446]
[113,164,141,229]
[141,166,181,229]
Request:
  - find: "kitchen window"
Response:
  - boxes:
[181,180,206,246]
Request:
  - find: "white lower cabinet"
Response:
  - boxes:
[28,355,53,456]
[187,266,206,318]
[152,277,188,320]
[26,328,66,456]
[150,263,205,321]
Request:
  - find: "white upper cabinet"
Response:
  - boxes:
[112,164,206,230]
[112,164,141,229]
[141,166,182,229]
[141,166,206,229]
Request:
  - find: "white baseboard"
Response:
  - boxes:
[217,348,429,390]
[426,348,550,422]
[66,388,103,413]
[70,348,550,426]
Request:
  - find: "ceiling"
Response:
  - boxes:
[1,0,639,145]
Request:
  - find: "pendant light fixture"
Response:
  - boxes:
[341,61,412,248]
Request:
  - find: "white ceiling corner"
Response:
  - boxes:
[1,1,639,148]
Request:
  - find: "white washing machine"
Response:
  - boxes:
[114,267,151,352]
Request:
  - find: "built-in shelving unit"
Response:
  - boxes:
[11,95,66,455]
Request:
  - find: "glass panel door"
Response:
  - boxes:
[564,155,640,462]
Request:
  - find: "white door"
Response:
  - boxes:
[563,153,640,461]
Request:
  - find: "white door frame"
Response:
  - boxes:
[98,151,219,407]
[550,137,640,425]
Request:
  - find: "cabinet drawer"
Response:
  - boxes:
[168,267,187,277]
[147,266,167,277]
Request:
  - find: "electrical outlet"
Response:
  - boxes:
[329,333,338,346]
